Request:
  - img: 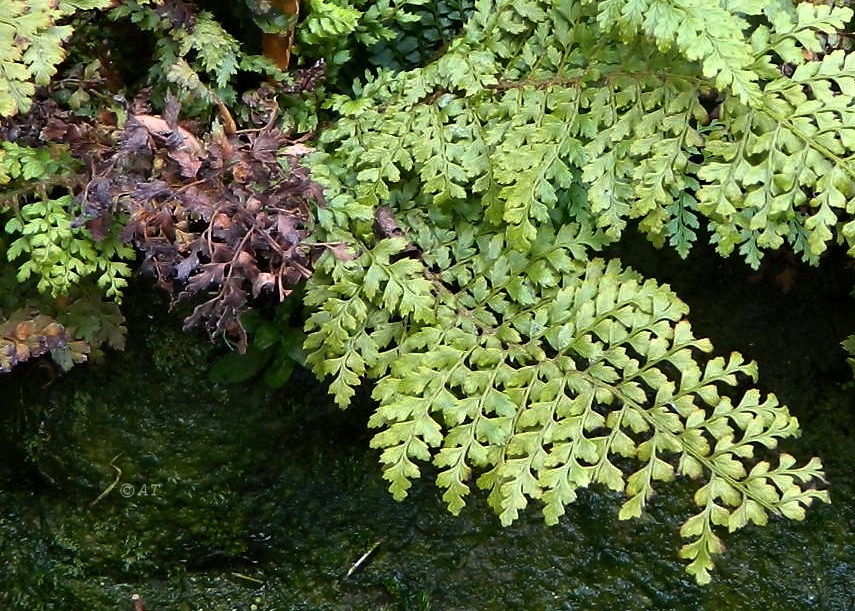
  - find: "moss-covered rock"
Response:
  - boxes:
[0,277,853,610]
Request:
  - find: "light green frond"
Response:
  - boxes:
[306,0,833,584]
[586,0,761,104]
[699,50,855,265]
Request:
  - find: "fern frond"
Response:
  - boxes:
[700,47,855,266]
[304,237,432,406]
[304,210,828,583]
[1,1,65,117]
[316,0,855,260]
[306,0,833,584]
[0,0,110,117]
[587,0,762,104]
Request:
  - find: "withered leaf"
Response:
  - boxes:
[276,213,300,246]
[119,119,155,161]
[231,161,251,183]
[282,143,315,157]
[89,97,325,345]
[85,216,111,242]
[185,262,227,293]
[251,130,285,164]
[175,251,199,281]
[168,146,203,179]
[221,280,248,310]
[41,117,70,142]
[234,250,258,275]
[132,180,173,202]
[252,272,276,297]
[129,88,153,115]
[13,342,30,362]
[178,184,216,218]
[0,311,80,374]
[374,205,405,238]
[163,91,181,129]
[210,242,233,263]
[151,208,176,241]
[133,115,204,157]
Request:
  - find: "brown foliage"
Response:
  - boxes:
[0,310,89,373]
[112,93,324,349]
[40,89,331,350]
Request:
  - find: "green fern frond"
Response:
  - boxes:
[317,0,855,261]
[300,0,363,47]
[0,0,110,117]
[305,0,834,584]
[304,237,431,406]
[1,0,67,117]
[1,143,134,302]
[4,194,134,301]
[109,3,289,114]
[304,220,828,583]
[587,0,762,104]
[700,46,855,266]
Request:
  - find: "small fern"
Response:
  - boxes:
[0,0,110,117]
[4,194,133,301]
[0,142,134,302]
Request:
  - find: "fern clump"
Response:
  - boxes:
[304,0,837,583]
[0,142,134,302]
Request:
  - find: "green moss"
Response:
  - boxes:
[0,277,853,609]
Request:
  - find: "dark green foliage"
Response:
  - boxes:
[367,0,475,70]
[293,0,426,80]
[209,298,307,388]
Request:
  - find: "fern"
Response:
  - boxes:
[315,0,855,267]
[303,0,837,583]
[305,220,828,584]
[368,0,475,70]
[0,0,110,117]
[4,194,134,301]
[108,2,288,114]
[292,0,439,81]
[0,142,134,302]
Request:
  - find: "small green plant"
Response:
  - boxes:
[0,0,110,117]
[4,194,133,301]
[1,142,134,302]
[209,297,307,388]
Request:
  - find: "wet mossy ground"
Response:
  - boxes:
[1,234,855,610]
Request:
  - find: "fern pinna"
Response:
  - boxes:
[304,0,840,583]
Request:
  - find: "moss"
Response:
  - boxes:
[0,277,853,609]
